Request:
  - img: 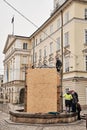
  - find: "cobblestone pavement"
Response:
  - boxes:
[0,111,86,130]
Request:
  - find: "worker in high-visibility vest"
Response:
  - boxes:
[63,91,73,113]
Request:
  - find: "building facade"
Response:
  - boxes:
[3,35,31,103]
[3,0,87,106]
[30,0,87,106]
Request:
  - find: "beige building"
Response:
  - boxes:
[3,0,87,106]
[3,35,31,103]
[29,0,87,106]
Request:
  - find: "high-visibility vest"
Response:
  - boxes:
[63,93,73,100]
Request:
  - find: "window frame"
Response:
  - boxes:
[23,43,28,50]
[64,11,69,24]
[39,49,42,59]
[85,8,87,20]
[64,56,69,72]
[56,37,60,51]
[64,32,69,47]
[50,42,53,54]
[34,52,37,62]
[85,29,87,44]
[50,24,53,34]
[44,46,47,57]
[85,55,87,71]
[57,18,60,29]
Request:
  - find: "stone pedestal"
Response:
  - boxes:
[9,110,78,124]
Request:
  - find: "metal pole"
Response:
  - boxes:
[57,74,60,112]
[24,66,27,112]
[60,10,63,112]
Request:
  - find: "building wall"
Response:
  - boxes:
[32,1,87,73]
[63,78,87,106]
[30,0,87,106]
[3,0,87,106]
[3,35,31,103]
[3,37,31,82]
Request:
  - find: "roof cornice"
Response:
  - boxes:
[3,35,30,54]
[30,0,73,38]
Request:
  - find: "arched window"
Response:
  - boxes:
[23,43,28,49]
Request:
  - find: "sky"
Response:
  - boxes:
[0,0,53,74]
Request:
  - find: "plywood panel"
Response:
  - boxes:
[26,68,60,113]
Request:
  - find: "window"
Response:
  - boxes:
[7,65,9,82]
[57,19,60,29]
[65,56,69,72]
[35,39,37,46]
[34,52,37,62]
[85,30,87,43]
[64,11,69,23]
[23,43,28,49]
[56,37,60,50]
[40,35,42,42]
[31,55,33,64]
[22,71,25,80]
[22,56,27,64]
[39,49,42,59]
[50,24,53,34]
[50,42,53,54]
[85,56,87,71]
[44,46,47,57]
[85,9,87,20]
[44,30,47,39]
[64,32,69,46]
